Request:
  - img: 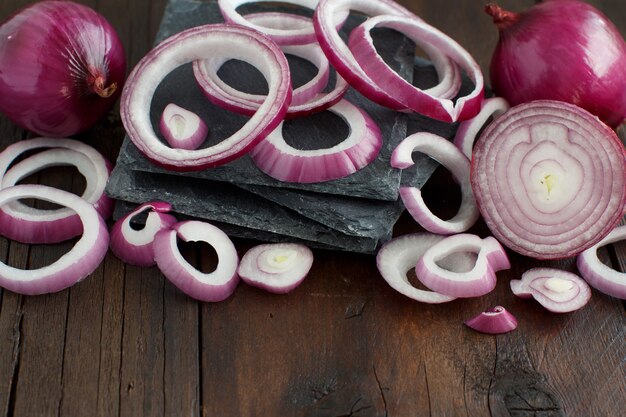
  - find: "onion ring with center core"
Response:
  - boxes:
[153,220,239,302]
[471,100,626,259]
[0,184,109,295]
[121,24,292,171]
[391,132,479,235]
[511,268,591,312]
[249,99,382,183]
[454,97,510,158]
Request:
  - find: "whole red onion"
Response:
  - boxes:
[0,1,126,137]
[487,0,626,128]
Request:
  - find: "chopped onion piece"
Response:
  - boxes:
[159,103,208,150]
[109,202,178,267]
[464,306,517,334]
[250,99,382,183]
[577,225,626,300]
[237,243,313,293]
[0,138,113,243]
[415,234,510,298]
[471,100,626,259]
[453,97,510,158]
[376,233,478,303]
[391,132,479,234]
[0,184,108,295]
[511,268,591,313]
[153,220,239,302]
[120,24,291,171]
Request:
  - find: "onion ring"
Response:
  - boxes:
[464,306,517,334]
[453,97,510,158]
[511,268,592,312]
[159,103,208,150]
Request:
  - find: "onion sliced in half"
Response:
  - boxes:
[0,138,113,243]
[471,100,626,259]
[313,0,461,110]
[0,184,108,295]
[391,132,479,235]
[250,99,382,183]
[464,306,517,334]
[348,15,483,122]
[120,24,291,171]
[577,225,626,300]
[511,268,591,312]
[194,42,348,118]
[237,243,313,293]
[376,233,478,304]
[153,220,239,302]
[454,97,509,158]
[415,234,510,298]
[109,202,178,267]
[159,103,208,150]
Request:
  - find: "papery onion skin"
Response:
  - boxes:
[464,306,517,335]
[487,0,626,128]
[0,1,126,137]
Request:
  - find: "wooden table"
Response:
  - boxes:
[0,1,624,416]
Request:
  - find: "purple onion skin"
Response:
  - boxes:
[488,0,626,128]
[0,1,126,137]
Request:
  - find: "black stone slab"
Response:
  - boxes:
[115,0,415,201]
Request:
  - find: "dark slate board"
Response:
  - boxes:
[115,0,415,201]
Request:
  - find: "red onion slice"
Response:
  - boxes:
[376,233,478,304]
[511,268,591,312]
[391,132,479,234]
[0,138,113,243]
[153,220,239,302]
[237,243,313,293]
[464,306,517,335]
[0,184,109,295]
[249,99,382,183]
[109,202,178,267]
[313,0,461,110]
[415,234,510,298]
[194,42,347,118]
[121,24,291,171]
[453,97,509,158]
[471,100,626,259]
[577,225,626,300]
[159,103,208,150]
[348,15,484,122]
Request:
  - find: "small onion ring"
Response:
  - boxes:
[0,184,109,295]
[391,132,479,235]
[415,234,510,298]
[0,138,113,243]
[454,97,510,158]
[577,225,626,300]
[471,100,626,259]
[120,24,292,171]
[348,15,484,122]
[511,268,591,312]
[109,201,178,267]
[159,103,208,150]
[153,220,239,302]
[249,99,382,183]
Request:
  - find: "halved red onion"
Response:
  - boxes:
[194,42,347,118]
[237,243,313,293]
[415,234,510,298]
[109,202,178,267]
[464,306,517,335]
[453,97,510,158]
[577,225,626,300]
[120,24,292,171]
[0,184,108,295]
[348,15,483,122]
[376,233,478,304]
[159,103,208,150]
[250,99,382,183]
[471,100,626,259]
[511,268,591,313]
[153,220,239,302]
[313,0,462,109]
[0,138,113,243]
[391,132,479,234]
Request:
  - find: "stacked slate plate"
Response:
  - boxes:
[106,0,460,253]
